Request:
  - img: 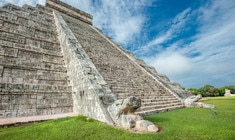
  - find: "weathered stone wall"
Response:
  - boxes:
[0,4,73,118]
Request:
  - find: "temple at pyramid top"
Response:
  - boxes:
[45,0,93,25]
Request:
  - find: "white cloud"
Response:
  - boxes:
[136,8,191,55]
[187,0,235,74]
[38,0,45,5]
[143,0,235,88]
[61,0,153,45]
[145,53,193,78]
[0,0,45,6]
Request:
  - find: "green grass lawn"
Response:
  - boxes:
[0,97,234,140]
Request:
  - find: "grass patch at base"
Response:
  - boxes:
[0,97,234,140]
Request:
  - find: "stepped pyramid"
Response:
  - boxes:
[0,0,192,125]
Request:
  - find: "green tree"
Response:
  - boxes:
[189,85,235,97]
[189,85,219,97]
[201,85,219,97]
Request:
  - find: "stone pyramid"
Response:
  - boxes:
[0,0,192,128]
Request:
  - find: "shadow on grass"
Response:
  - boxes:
[145,115,170,124]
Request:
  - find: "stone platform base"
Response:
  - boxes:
[0,113,78,126]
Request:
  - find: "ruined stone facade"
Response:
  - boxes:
[0,0,192,128]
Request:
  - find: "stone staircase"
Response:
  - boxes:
[115,45,193,99]
[62,14,185,115]
[0,4,73,118]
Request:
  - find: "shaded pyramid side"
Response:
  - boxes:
[0,4,73,118]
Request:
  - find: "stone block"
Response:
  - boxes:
[40,41,60,51]
[0,32,26,44]
[1,21,18,33]
[43,54,63,64]
[13,104,19,110]
[5,111,13,118]
[0,46,18,57]
[0,40,13,48]
[31,103,37,109]
[17,110,27,117]
[12,78,23,84]
[31,94,37,99]
[18,50,42,61]
[17,17,28,25]
[28,109,37,116]
[0,65,3,77]
[0,20,3,29]
[0,11,18,22]
[11,111,17,117]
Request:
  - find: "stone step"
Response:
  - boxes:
[0,21,58,39]
[22,4,37,11]
[116,93,178,100]
[141,100,181,106]
[0,56,67,72]
[1,3,21,11]
[1,5,54,28]
[0,25,60,47]
[136,105,185,116]
[141,97,180,102]
[114,96,180,103]
[0,83,72,93]
[111,87,166,93]
[0,113,78,126]
[112,87,165,92]
[138,102,184,112]
[0,46,64,65]
[115,93,180,102]
[1,69,69,85]
[0,40,63,57]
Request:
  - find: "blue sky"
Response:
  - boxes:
[1,0,235,88]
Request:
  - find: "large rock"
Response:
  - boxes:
[108,96,159,132]
[136,120,159,132]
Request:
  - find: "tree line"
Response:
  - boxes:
[188,85,235,97]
